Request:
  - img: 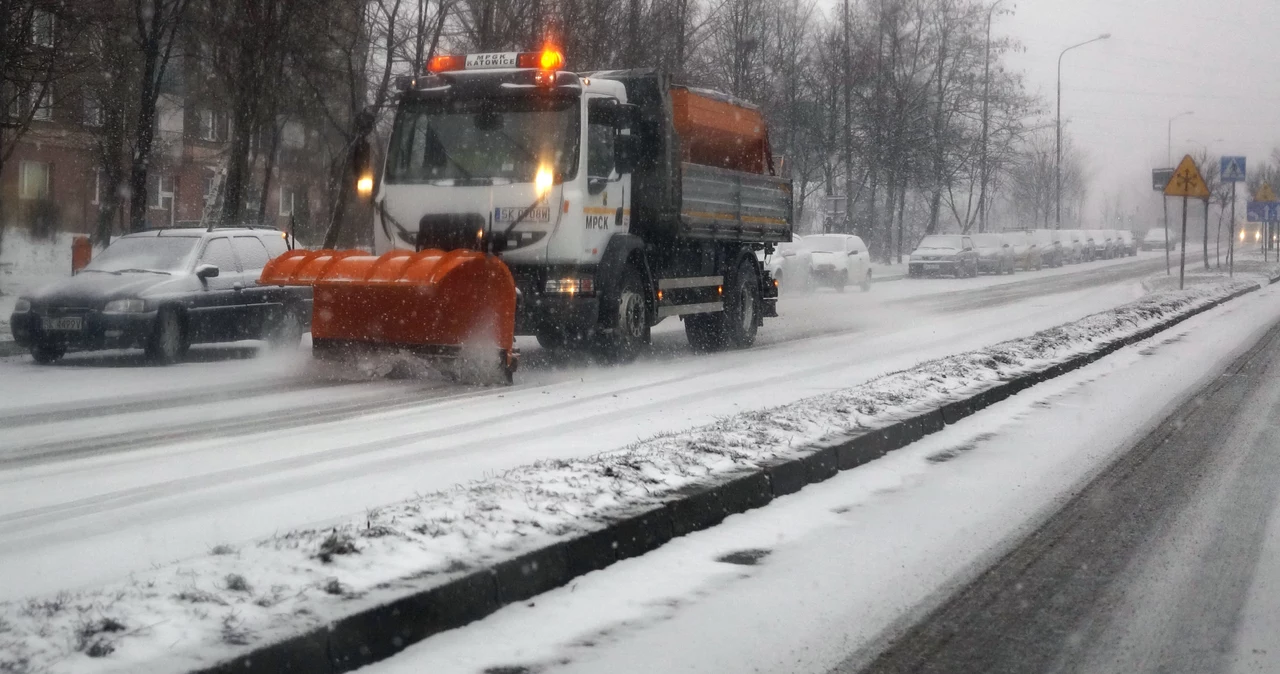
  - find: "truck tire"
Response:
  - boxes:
[684,258,761,352]
[724,259,761,348]
[595,266,649,364]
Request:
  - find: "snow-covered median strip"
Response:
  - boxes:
[0,279,1264,674]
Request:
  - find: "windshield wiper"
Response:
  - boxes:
[113,268,171,275]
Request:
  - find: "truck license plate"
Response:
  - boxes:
[494,206,550,223]
[42,316,83,331]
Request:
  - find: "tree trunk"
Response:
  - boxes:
[897,177,907,264]
[1202,198,1209,270]
[128,45,161,231]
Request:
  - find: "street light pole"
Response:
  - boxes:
[978,0,1004,234]
[1056,33,1110,229]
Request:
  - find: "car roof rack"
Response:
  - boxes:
[130,224,282,234]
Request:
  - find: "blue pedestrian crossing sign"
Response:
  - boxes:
[1221,156,1247,182]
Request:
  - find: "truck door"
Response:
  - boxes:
[583,97,631,256]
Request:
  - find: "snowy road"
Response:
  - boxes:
[357,270,1280,674]
[0,253,1180,600]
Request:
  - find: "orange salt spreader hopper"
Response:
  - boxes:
[259,248,518,383]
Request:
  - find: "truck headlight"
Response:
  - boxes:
[103,299,146,313]
[12,299,30,314]
[544,277,594,295]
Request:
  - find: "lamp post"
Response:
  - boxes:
[1056,33,1110,228]
[977,0,1005,234]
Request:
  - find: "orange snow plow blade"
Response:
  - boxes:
[260,249,517,382]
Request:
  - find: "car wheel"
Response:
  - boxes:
[31,342,66,365]
[267,304,306,350]
[860,270,872,292]
[145,308,187,365]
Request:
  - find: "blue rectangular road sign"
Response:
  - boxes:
[1247,202,1280,222]
[1221,156,1247,182]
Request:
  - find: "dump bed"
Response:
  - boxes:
[588,70,792,245]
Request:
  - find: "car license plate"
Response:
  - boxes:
[494,206,550,223]
[925,264,940,270]
[42,316,83,331]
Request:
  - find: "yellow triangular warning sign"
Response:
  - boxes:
[1164,155,1210,199]
[1257,182,1277,202]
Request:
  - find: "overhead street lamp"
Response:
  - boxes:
[1056,32,1111,228]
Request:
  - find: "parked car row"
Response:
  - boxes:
[9,226,313,365]
[763,234,874,292]
[908,229,1139,278]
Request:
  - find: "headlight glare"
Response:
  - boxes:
[103,299,146,313]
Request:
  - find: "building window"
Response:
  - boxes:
[278,186,296,216]
[31,10,54,47]
[150,174,174,211]
[19,161,51,200]
[84,95,102,127]
[198,108,229,142]
[31,87,53,121]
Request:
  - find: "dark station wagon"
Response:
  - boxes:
[10,227,312,364]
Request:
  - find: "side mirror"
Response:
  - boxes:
[615,135,638,174]
[616,103,640,131]
[849,250,859,255]
[195,264,220,280]
[587,176,608,195]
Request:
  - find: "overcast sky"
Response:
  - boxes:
[1001,0,1278,223]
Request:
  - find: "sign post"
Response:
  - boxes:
[1153,168,1175,274]
[1164,155,1210,290]
[1221,156,1247,277]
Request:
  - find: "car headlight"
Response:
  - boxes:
[103,299,146,313]
[12,299,31,313]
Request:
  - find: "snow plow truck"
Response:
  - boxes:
[260,47,793,384]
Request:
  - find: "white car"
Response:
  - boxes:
[762,240,814,293]
[801,234,872,292]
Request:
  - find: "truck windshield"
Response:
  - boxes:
[386,95,579,185]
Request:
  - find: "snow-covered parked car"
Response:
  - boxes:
[801,234,872,292]
[971,233,1015,275]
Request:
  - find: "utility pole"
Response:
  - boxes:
[1229,181,1236,276]
[978,0,1004,234]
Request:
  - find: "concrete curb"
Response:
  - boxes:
[190,280,1270,674]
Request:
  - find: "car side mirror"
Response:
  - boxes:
[195,264,219,280]
[588,176,608,195]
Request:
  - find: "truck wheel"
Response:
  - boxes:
[724,259,761,348]
[596,266,649,364]
[145,308,188,365]
[31,342,66,365]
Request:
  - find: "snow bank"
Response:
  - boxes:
[0,279,1260,674]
